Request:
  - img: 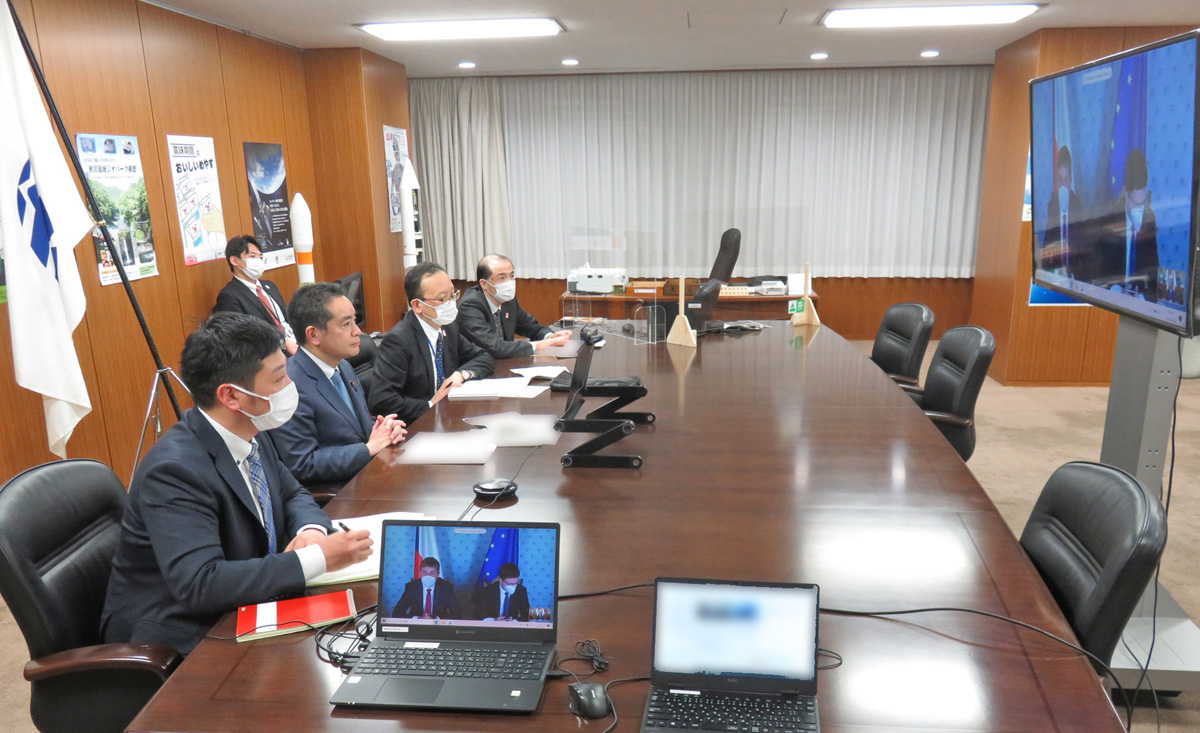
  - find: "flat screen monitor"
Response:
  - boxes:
[334,271,367,328]
[1029,31,1200,336]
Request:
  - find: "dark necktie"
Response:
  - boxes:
[425,588,433,616]
[500,590,509,618]
[245,442,277,554]
[434,332,445,388]
[494,309,504,339]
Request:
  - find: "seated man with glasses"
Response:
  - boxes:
[458,254,572,359]
[369,262,494,424]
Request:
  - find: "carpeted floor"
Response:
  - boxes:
[1,340,1198,732]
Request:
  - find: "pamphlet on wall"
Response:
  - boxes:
[383,125,409,233]
[243,142,294,270]
[167,135,226,265]
[76,133,159,286]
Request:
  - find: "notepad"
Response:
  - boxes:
[393,431,496,464]
[307,511,428,587]
[236,589,355,642]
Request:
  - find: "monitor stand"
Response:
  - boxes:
[1102,316,1200,691]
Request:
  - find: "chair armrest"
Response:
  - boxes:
[24,642,181,683]
[898,383,923,396]
[888,373,919,386]
[923,411,973,428]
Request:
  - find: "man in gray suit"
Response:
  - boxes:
[100,313,373,654]
[270,283,406,484]
[458,254,571,359]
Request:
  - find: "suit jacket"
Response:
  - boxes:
[101,408,331,655]
[458,285,553,360]
[1090,197,1159,301]
[1042,187,1085,278]
[369,310,494,424]
[472,582,530,621]
[268,350,374,484]
[213,277,288,328]
[393,577,463,618]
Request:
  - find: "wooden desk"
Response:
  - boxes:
[561,290,811,321]
[130,325,1122,732]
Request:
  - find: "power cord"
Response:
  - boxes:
[315,606,377,671]
[559,582,654,600]
[599,676,652,733]
[817,648,843,670]
[455,445,541,521]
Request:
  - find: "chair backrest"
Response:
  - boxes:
[347,334,379,400]
[708,227,741,283]
[0,460,127,660]
[1020,462,1168,668]
[870,302,935,380]
[919,326,995,460]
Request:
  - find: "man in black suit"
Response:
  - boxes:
[369,262,494,424]
[213,235,298,355]
[472,562,530,622]
[100,313,373,654]
[393,557,463,619]
[1089,148,1159,301]
[458,254,571,359]
[269,283,406,484]
[1041,146,1087,279]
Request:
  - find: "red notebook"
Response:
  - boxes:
[235,589,356,642]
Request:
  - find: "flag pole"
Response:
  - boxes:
[6,0,182,421]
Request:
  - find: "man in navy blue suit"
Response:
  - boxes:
[269,283,407,484]
[100,313,373,654]
[392,557,464,619]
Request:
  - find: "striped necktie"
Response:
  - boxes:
[245,441,277,554]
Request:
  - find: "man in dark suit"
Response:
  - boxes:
[213,235,298,355]
[269,283,407,484]
[472,562,530,622]
[100,313,373,655]
[369,262,494,424]
[1089,148,1159,301]
[392,557,463,619]
[1041,146,1087,279]
[458,254,571,359]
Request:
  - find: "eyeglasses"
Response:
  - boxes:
[421,290,461,306]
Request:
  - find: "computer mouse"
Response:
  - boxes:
[621,322,635,335]
[567,681,611,719]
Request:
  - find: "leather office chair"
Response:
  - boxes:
[1020,462,1167,670]
[870,302,935,384]
[901,325,995,461]
[0,460,181,733]
[347,332,379,402]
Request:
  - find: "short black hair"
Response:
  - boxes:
[1056,146,1072,171]
[405,262,447,303]
[225,235,261,272]
[181,312,283,408]
[287,282,346,346]
[420,557,441,571]
[498,562,520,580]
[1125,149,1149,192]
[476,254,511,282]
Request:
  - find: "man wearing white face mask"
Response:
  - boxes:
[393,557,463,619]
[1042,146,1085,278]
[459,254,572,359]
[370,262,494,424]
[101,313,374,655]
[472,563,530,621]
[1093,148,1159,301]
[213,235,298,355]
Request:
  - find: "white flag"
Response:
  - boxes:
[0,7,94,458]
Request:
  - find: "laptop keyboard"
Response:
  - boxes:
[355,646,548,680]
[643,687,818,732]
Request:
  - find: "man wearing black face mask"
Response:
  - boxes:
[100,313,373,655]
[369,262,494,425]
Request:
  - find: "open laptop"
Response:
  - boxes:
[640,578,821,732]
[330,519,561,713]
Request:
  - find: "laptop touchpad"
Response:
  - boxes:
[376,678,445,705]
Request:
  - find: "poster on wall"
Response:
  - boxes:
[0,251,6,304]
[167,135,226,265]
[383,125,409,233]
[76,133,159,286]
[243,142,294,269]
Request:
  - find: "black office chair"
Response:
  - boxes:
[0,460,181,733]
[870,302,935,384]
[347,332,380,401]
[1020,462,1167,671]
[901,325,995,461]
[708,228,741,283]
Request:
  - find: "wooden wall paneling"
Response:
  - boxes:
[33,0,186,481]
[216,28,298,300]
[137,3,240,336]
[1122,26,1197,51]
[277,47,321,282]
[361,50,410,330]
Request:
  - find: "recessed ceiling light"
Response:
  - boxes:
[458,61,476,69]
[921,50,940,58]
[822,4,1039,28]
[810,52,830,60]
[562,58,579,66]
[360,18,563,41]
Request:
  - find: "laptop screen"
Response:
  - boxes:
[377,521,560,640]
[652,578,820,693]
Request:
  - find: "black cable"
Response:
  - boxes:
[822,605,1132,731]
[460,444,541,521]
[599,675,652,733]
[559,582,653,600]
[817,648,843,670]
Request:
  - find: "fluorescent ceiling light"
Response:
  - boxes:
[562,58,579,66]
[810,52,829,60]
[458,61,476,69]
[822,4,1039,28]
[921,50,940,58]
[360,18,562,41]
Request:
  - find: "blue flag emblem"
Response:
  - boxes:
[16,159,58,279]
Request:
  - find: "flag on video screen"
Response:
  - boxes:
[1110,54,1148,198]
[476,528,519,586]
[414,527,441,578]
[0,5,93,458]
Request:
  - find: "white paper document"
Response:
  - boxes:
[462,412,562,447]
[447,376,532,401]
[511,366,568,380]
[393,431,497,464]
[307,511,428,586]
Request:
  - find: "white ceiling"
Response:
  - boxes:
[147,1,1200,78]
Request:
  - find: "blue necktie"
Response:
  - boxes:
[246,442,277,554]
[434,332,445,389]
[331,369,354,412]
[500,590,509,618]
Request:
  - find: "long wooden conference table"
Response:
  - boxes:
[129,323,1123,732]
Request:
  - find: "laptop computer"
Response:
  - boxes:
[640,578,821,732]
[330,519,561,713]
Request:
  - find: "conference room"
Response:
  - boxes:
[2,1,1200,732]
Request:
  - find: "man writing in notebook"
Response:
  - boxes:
[101,313,373,655]
[393,557,464,619]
